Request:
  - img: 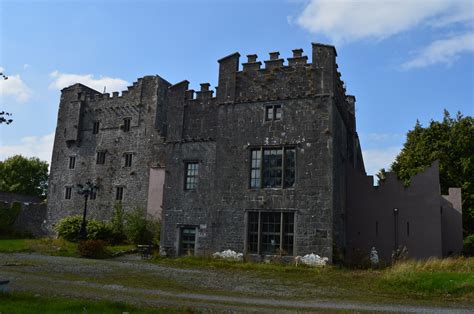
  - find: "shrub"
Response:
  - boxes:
[124,208,160,245]
[109,202,126,244]
[77,240,108,258]
[55,216,82,241]
[55,215,111,242]
[463,235,474,256]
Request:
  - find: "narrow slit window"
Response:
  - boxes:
[65,186,72,199]
[96,151,106,164]
[407,222,410,237]
[92,121,100,134]
[68,156,76,169]
[375,221,378,236]
[115,186,124,201]
[123,118,131,132]
[124,152,133,167]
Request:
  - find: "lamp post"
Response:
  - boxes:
[77,180,98,241]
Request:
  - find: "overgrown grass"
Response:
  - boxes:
[0,238,135,258]
[0,292,187,313]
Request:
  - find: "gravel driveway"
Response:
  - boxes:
[0,253,472,313]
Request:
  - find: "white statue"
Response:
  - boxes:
[370,247,379,267]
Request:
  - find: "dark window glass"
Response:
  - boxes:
[65,186,72,199]
[407,222,410,237]
[247,211,294,256]
[250,147,295,189]
[247,212,259,253]
[68,156,76,169]
[96,151,106,164]
[115,186,124,201]
[180,227,196,256]
[123,118,131,132]
[185,162,199,190]
[376,221,378,236]
[124,153,133,167]
[93,121,100,134]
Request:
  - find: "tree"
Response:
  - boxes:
[0,71,13,125]
[389,110,474,236]
[0,155,49,199]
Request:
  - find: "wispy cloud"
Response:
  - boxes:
[402,32,474,69]
[49,71,129,93]
[0,67,32,103]
[362,146,401,176]
[296,0,454,43]
[0,132,55,164]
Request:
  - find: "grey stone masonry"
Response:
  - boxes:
[47,76,170,229]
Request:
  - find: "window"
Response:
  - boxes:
[185,162,199,190]
[247,211,294,255]
[115,186,124,201]
[375,221,378,236]
[93,121,100,134]
[124,152,133,167]
[250,147,295,189]
[96,151,106,164]
[407,222,410,237]
[123,118,131,132]
[65,186,72,199]
[179,227,197,256]
[265,104,282,121]
[68,156,76,169]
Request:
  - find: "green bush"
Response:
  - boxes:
[124,208,160,245]
[109,202,126,244]
[77,239,108,258]
[0,202,22,235]
[463,235,474,256]
[55,215,111,242]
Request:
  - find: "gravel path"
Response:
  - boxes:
[0,253,472,313]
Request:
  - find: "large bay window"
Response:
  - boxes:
[247,211,295,256]
[250,147,295,189]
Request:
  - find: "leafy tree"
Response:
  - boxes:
[0,155,49,199]
[389,110,474,236]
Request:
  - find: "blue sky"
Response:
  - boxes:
[1,0,473,176]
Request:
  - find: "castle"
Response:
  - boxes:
[48,43,463,262]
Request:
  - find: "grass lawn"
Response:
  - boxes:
[0,292,187,314]
[153,255,474,304]
[0,238,135,257]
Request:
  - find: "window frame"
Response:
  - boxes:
[65,186,72,200]
[249,146,296,189]
[246,211,295,256]
[92,121,100,134]
[179,226,197,256]
[68,156,76,169]
[123,117,131,132]
[264,104,282,122]
[96,151,106,165]
[124,152,133,167]
[115,186,124,201]
[184,161,199,191]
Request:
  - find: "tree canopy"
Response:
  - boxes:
[0,155,49,199]
[388,110,474,236]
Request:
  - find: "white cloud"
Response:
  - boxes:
[362,146,401,176]
[0,132,55,164]
[296,0,472,43]
[0,69,32,103]
[402,32,474,69]
[23,64,30,69]
[49,71,129,93]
